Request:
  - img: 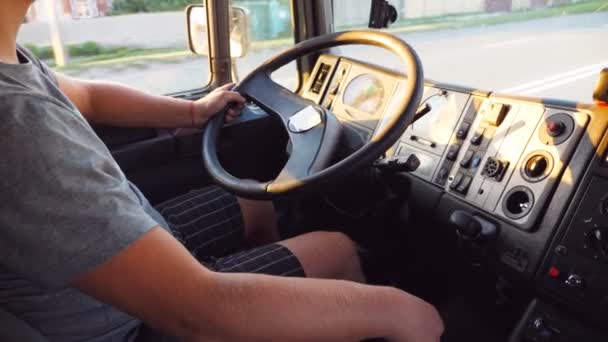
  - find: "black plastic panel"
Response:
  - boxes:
[508,299,608,342]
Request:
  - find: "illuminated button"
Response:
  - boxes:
[548,267,561,279]
[472,154,483,168]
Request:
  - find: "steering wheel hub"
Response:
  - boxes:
[288,106,323,133]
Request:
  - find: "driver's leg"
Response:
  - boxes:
[210,231,366,283]
[237,197,280,245]
[158,186,364,282]
[278,231,366,282]
[232,200,365,281]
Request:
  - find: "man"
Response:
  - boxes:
[0,1,444,341]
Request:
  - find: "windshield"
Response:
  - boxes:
[19,0,209,95]
[333,0,608,103]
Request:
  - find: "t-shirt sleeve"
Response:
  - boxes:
[0,95,159,289]
[17,44,58,85]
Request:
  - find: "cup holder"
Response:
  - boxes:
[503,186,535,220]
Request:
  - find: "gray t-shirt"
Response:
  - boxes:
[0,46,170,341]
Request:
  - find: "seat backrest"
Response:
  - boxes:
[0,307,49,342]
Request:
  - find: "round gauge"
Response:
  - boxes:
[342,74,385,115]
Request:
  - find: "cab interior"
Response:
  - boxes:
[8,0,608,341]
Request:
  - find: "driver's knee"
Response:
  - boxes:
[278,231,366,283]
[237,197,280,245]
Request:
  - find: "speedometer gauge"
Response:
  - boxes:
[342,74,385,115]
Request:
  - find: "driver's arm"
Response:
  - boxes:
[54,72,245,128]
[72,227,442,342]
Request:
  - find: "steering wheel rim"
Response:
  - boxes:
[203,30,424,200]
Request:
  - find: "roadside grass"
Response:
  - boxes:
[51,47,187,70]
[37,0,608,70]
[41,43,186,69]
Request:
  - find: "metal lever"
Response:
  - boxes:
[373,154,420,173]
[449,211,498,242]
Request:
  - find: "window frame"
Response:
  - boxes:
[180,0,331,97]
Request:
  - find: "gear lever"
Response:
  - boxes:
[449,211,499,266]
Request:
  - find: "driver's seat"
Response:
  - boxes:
[0,307,49,341]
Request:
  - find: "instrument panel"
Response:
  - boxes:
[303,54,589,231]
[301,53,608,338]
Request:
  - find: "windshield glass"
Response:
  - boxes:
[19,0,208,95]
[232,0,298,90]
[333,0,608,103]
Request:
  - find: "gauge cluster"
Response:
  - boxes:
[342,74,386,115]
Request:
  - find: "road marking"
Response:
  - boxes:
[485,37,536,48]
[523,69,600,95]
[502,61,608,93]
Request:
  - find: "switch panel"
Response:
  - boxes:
[446,97,588,230]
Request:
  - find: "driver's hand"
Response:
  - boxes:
[389,292,444,342]
[193,83,246,127]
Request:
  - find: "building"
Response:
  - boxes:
[62,0,113,17]
[26,0,113,22]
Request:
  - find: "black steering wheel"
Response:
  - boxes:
[203,30,424,200]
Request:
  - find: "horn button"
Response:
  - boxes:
[288,106,323,133]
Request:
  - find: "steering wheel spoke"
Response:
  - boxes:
[268,108,342,194]
[238,72,313,124]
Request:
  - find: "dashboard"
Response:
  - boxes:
[301,54,608,339]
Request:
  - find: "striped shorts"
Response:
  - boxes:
[155,186,305,278]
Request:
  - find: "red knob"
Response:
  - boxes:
[546,121,565,137]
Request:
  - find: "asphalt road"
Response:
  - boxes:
[339,11,608,103]
[68,11,608,103]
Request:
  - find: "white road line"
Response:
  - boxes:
[485,37,537,48]
[523,69,600,95]
[502,61,608,93]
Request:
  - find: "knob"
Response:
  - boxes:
[588,228,608,256]
[531,317,558,341]
[449,211,498,242]
[565,274,584,288]
[525,155,549,178]
[546,120,565,137]
[450,211,482,240]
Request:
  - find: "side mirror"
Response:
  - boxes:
[186,5,251,58]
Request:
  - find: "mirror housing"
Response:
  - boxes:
[186,5,251,58]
